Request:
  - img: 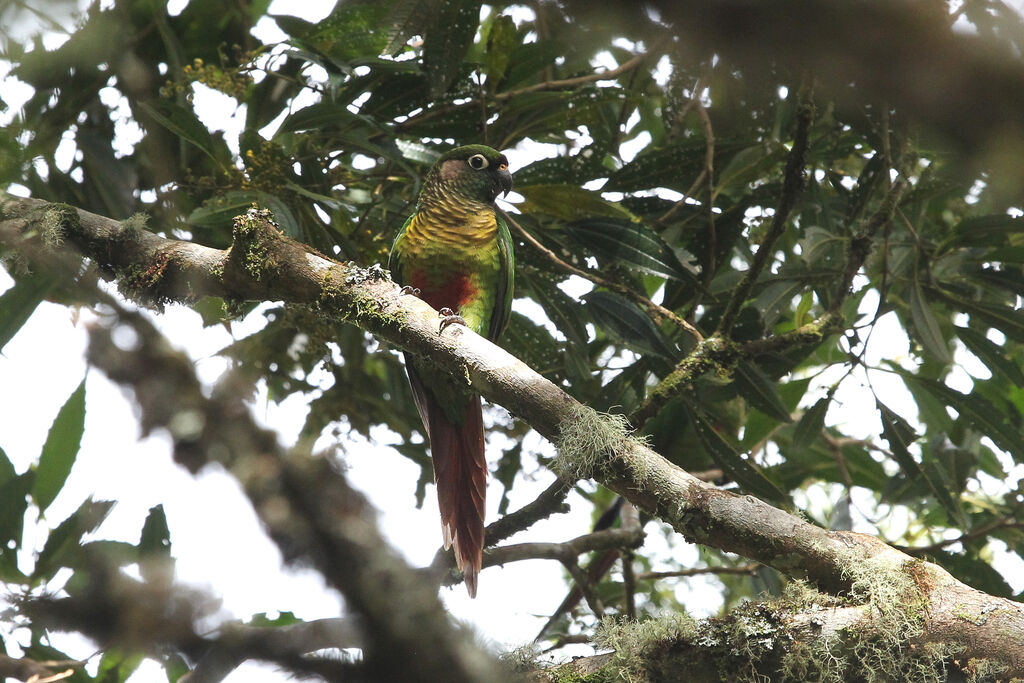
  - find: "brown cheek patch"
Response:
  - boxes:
[440,159,464,182]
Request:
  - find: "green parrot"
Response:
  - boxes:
[388,145,514,597]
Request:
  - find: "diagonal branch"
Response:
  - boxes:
[716,94,814,338]
[4,192,1024,676]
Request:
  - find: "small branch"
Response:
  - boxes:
[636,563,760,581]
[832,178,909,308]
[494,50,651,101]
[485,478,573,546]
[484,527,643,568]
[631,335,739,427]
[0,655,81,683]
[716,94,814,337]
[185,618,365,683]
[564,560,604,619]
[504,210,703,340]
[620,503,641,620]
[893,517,1024,556]
[7,192,1024,675]
[695,98,717,289]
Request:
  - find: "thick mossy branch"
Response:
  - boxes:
[553,561,961,683]
[631,335,740,427]
[5,192,1024,677]
[554,404,649,481]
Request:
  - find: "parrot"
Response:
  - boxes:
[388,144,514,597]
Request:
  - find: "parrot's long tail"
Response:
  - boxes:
[406,360,486,597]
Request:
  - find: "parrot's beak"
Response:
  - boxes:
[497,169,513,198]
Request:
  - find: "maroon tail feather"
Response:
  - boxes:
[406,359,486,597]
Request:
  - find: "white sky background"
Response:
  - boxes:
[2,1,1024,681]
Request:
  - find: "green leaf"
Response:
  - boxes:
[906,378,1024,462]
[0,445,15,487]
[33,498,115,581]
[138,100,225,168]
[732,361,793,424]
[928,548,1015,598]
[950,297,1024,344]
[422,0,482,96]
[140,504,172,559]
[565,217,697,284]
[793,396,830,448]
[0,271,55,352]
[943,214,1024,250]
[0,472,32,557]
[957,326,1024,387]
[517,271,589,347]
[909,280,952,364]
[517,184,636,222]
[96,648,145,682]
[877,401,966,526]
[685,403,790,505]
[32,378,86,514]
[279,102,367,132]
[584,290,678,360]
[483,14,517,86]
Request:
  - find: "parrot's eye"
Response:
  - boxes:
[467,154,489,170]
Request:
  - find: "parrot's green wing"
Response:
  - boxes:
[487,212,514,342]
[388,213,413,283]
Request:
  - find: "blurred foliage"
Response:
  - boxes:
[2,0,1024,677]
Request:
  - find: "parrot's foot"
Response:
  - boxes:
[438,307,467,334]
[399,285,421,297]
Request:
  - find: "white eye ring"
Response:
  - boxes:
[468,154,489,169]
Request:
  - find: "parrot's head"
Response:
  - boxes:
[427,144,513,205]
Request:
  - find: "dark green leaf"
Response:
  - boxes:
[909,280,952,364]
[877,401,966,526]
[793,396,830,448]
[686,403,790,505]
[138,100,226,168]
[957,326,1024,387]
[584,290,678,360]
[565,217,697,284]
[927,548,1015,598]
[732,361,793,423]
[943,214,1024,250]
[422,0,481,96]
[950,297,1024,344]
[906,378,1024,462]
[0,271,55,352]
[140,504,171,558]
[517,271,589,347]
[33,498,115,581]
[517,184,635,221]
[279,102,367,133]
[33,378,86,514]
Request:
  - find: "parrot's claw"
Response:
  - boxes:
[438,307,467,334]
[399,285,421,297]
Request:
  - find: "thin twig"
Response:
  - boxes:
[504,210,703,341]
[493,51,651,101]
[485,478,574,546]
[637,564,760,581]
[716,93,814,337]
[894,517,1024,556]
[694,98,717,289]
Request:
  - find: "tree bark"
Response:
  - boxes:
[3,192,1022,677]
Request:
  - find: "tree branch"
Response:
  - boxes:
[716,95,813,337]
[4,193,1024,675]
[503,210,704,340]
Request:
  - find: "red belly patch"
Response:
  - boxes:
[410,270,477,312]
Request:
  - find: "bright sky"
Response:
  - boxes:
[3,1,1024,681]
